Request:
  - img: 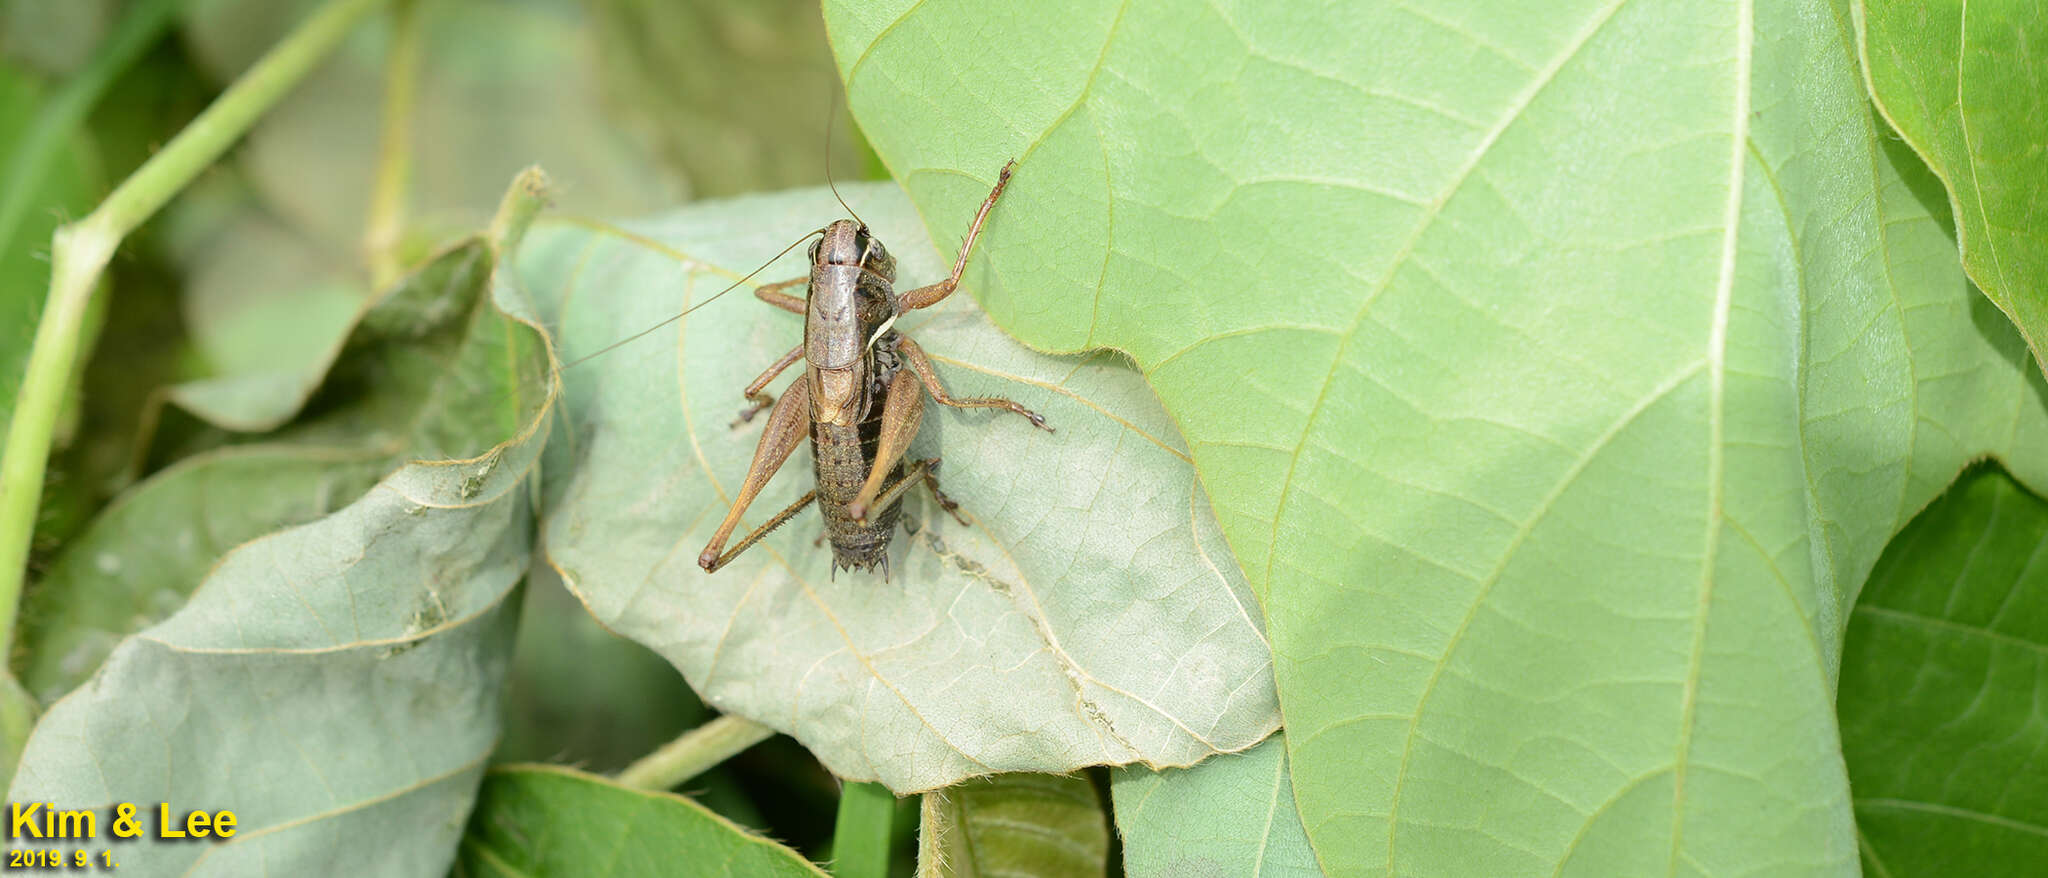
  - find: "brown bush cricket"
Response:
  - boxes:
[692,162,1052,575]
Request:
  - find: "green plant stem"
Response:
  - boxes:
[915,789,958,878]
[0,0,185,256]
[364,0,423,290]
[614,714,774,791]
[0,0,394,664]
[833,781,896,878]
[490,166,550,256]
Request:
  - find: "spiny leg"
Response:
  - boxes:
[754,276,808,314]
[733,343,803,426]
[698,374,811,570]
[701,490,816,573]
[896,335,1052,431]
[848,369,923,522]
[730,278,807,425]
[894,161,1016,313]
[851,459,966,585]
[857,458,961,529]
[918,458,970,526]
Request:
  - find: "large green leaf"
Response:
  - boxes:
[5,201,555,875]
[827,0,2048,872]
[1840,464,2048,876]
[457,765,826,877]
[918,773,1109,877]
[1112,735,1316,878]
[525,183,1276,793]
[1856,0,2048,374]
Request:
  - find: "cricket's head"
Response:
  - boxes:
[812,218,896,284]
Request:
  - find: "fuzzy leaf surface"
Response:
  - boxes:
[827,0,2048,871]
[527,183,1276,793]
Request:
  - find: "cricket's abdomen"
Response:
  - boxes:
[812,415,901,573]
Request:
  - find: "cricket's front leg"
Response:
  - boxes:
[733,343,804,426]
[753,276,808,314]
[699,374,811,570]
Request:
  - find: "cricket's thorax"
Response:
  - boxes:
[805,219,904,572]
[804,220,895,427]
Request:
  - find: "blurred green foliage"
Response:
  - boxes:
[3,0,872,859]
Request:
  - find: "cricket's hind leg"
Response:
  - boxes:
[915,458,971,527]
[701,491,817,574]
[834,457,967,584]
[861,457,972,530]
[699,375,811,571]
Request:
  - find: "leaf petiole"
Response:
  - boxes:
[615,714,776,791]
[831,780,895,878]
[364,0,423,290]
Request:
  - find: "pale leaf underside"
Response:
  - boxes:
[827,0,2048,872]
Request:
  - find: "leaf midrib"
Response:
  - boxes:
[1666,1,1754,873]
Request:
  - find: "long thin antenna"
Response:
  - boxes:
[558,228,823,371]
[825,83,865,231]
